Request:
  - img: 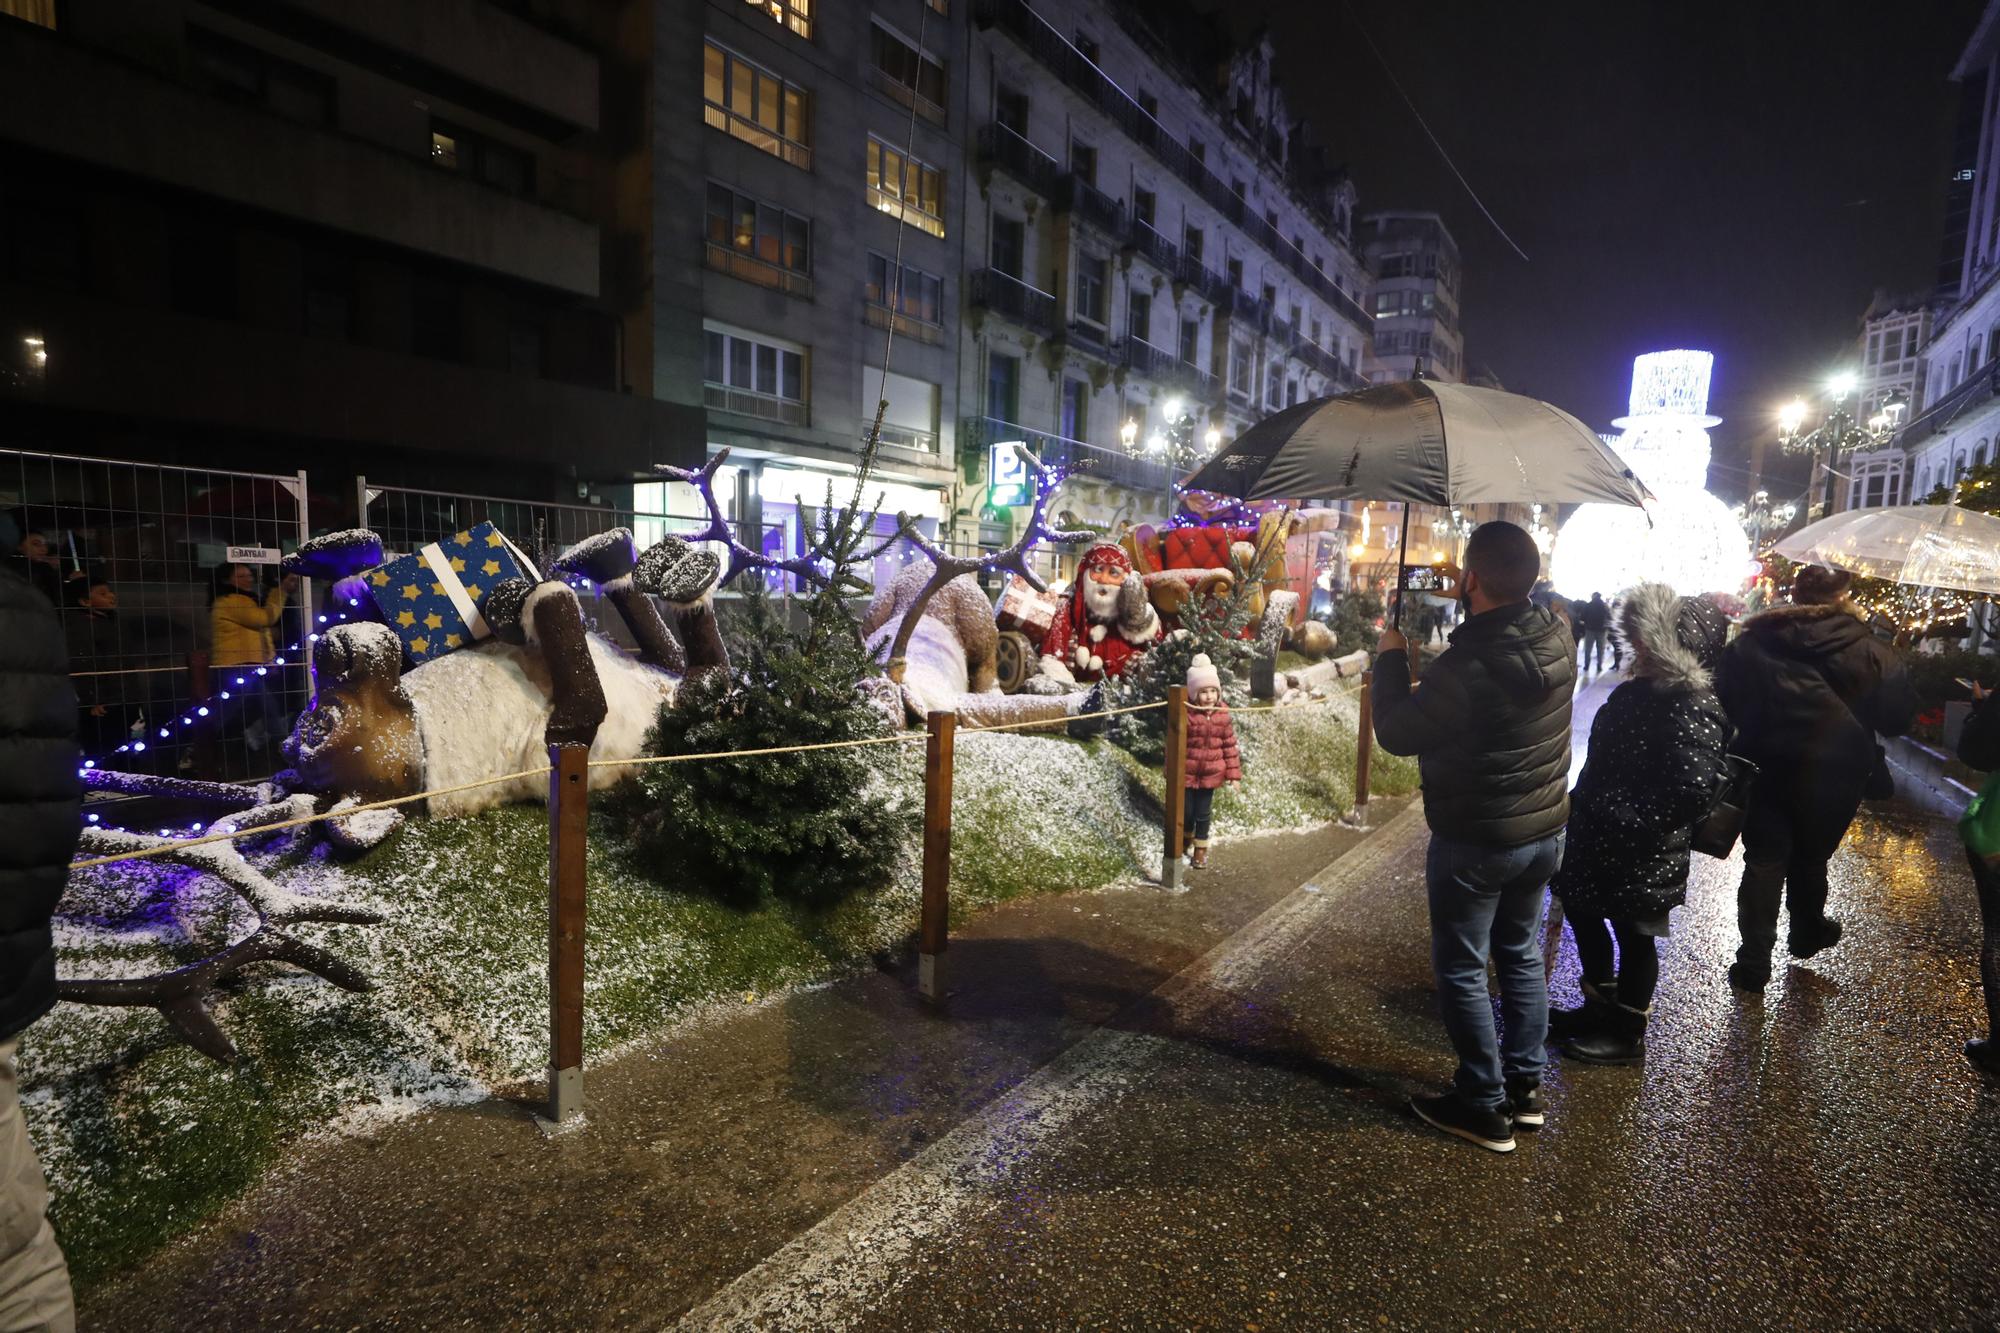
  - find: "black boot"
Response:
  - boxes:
[1561,1001,1648,1066]
[1967,1038,2000,1080]
[1549,978,1617,1041]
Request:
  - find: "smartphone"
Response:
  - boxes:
[1399,564,1444,592]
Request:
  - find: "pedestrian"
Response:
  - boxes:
[1373,521,1575,1153]
[1609,597,1625,671]
[210,563,297,756]
[1715,565,1916,991]
[1550,586,1732,1064]
[63,571,127,758]
[1954,681,2000,1080]
[1181,653,1240,870]
[1577,592,1610,673]
[0,517,81,1330]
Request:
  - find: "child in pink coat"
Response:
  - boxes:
[1183,653,1242,868]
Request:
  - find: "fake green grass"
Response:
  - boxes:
[30,698,1412,1289]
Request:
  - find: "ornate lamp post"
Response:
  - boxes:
[1779,375,1907,519]
[1124,397,1221,526]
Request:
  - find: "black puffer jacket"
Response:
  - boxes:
[0,567,79,1041]
[1374,600,1576,847]
[1552,586,1732,920]
[1715,602,1915,796]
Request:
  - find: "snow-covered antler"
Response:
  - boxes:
[884,448,1095,679]
[58,817,383,1064]
[656,447,915,595]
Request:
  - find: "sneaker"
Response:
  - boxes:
[1504,1080,1545,1130]
[1789,917,1843,960]
[1727,961,1769,993]
[1410,1091,1516,1154]
[1967,1038,2000,1080]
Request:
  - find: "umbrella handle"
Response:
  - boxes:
[1392,501,1412,630]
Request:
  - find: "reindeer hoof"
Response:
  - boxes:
[635,536,722,606]
[284,528,385,580]
[553,527,638,586]
[484,577,535,645]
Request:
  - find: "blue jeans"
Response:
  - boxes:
[1425,832,1563,1109]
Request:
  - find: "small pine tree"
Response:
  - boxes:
[1104,548,1267,762]
[1329,587,1385,655]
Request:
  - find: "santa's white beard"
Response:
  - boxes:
[1081,578,1122,625]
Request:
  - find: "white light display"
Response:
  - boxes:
[1550,350,1751,599]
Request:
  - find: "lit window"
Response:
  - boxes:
[747,0,810,40]
[430,131,459,169]
[704,41,813,170]
[428,119,534,196]
[0,0,56,29]
[866,136,945,239]
[705,183,812,297]
[704,325,808,424]
[864,252,945,342]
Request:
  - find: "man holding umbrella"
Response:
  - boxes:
[1373,521,1576,1153]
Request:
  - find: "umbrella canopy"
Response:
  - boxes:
[1773,503,2000,594]
[1182,380,1651,508]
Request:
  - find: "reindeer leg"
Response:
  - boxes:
[635,537,729,688]
[526,581,607,748]
[604,579,685,674]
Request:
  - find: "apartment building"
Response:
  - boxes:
[1359,211,1462,384]
[957,0,1374,541]
[0,0,701,504]
[1820,295,1930,512]
[646,0,965,575]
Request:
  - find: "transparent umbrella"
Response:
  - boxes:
[1772,504,2000,594]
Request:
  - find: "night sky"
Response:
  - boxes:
[1236,0,1986,501]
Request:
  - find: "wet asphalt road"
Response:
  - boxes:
[86,669,2000,1331]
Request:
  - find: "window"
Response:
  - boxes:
[1133,189,1156,229]
[1183,226,1204,264]
[188,25,334,128]
[1289,302,1303,332]
[705,183,813,296]
[1226,257,1243,288]
[1,0,56,29]
[865,252,944,341]
[746,0,810,40]
[1075,252,1108,326]
[871,23,946,124]
[996,84,1029,135]
[1179,317,1198,365]
[1230,340,1253,397]
[1070,139,1097,186]
[1266,364,1282,408]
[1075,32,1100,64]
[1128,290,1152,345]
[867,136,946,238]
[990,216,1025,277]
[704,325,807,424]
[704,41,813,170]
[430,118,535,196]
[1261,282,1276,309]
[1310,317,1322,347]
[1263,209,1277,229]
[1190,140,1206,165]
[1060,378,1089,441]
[1138,91,1158,119]
[866,366,941,450]
[1907,327,1922,359]
[1286,378,1300,407]
[987,352,1021,420]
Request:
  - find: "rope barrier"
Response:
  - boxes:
[67,685,1360,870]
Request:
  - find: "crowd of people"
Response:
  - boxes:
[1372,520,1959,1155]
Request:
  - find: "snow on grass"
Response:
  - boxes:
[25,699,1415,1289]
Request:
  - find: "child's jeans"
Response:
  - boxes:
[1184,786,1216,846]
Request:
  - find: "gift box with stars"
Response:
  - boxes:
[362,521,536,665]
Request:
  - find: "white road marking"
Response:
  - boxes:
[672,803,1428,1332]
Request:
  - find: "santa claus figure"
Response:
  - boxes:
[1040,542,1163,685]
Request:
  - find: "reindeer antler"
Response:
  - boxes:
[657,448,917,594]
[884,449,1094,679]
[59,814,383,1063]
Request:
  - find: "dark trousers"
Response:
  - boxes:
[1968,850,2000,1037]
[1581,630,1606,671]
[1736,771,1862,967]
[1570,914,1660,1010]
[1183,786,1216,845]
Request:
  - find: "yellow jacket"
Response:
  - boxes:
[210,588,287,666]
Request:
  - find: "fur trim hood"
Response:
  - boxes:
[1616,583,1723,692]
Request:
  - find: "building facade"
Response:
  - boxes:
[0,0,702,503]
[955,0,1373,544]
[1819,295,1930,512]
[1358,211,1462,384]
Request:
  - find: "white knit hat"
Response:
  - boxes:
[1185,653,1220,696]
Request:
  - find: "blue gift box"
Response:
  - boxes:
[363,521,540,664]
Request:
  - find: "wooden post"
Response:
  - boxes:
[918,710,955,1002]
[1163,684,1188,890]
[547,743,588,1123]
[1355,669,1374,809]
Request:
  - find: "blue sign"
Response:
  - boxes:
[989,439,1030,507]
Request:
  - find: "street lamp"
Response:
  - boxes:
[1123,398,1219,525]
[1778,376,1906,519]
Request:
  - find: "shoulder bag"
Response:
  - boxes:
[1691,753,1760,860]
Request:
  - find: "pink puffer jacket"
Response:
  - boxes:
[1185,705,1241,790]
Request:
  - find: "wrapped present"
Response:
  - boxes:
[993,573,1061,639]
[363,521,542,665]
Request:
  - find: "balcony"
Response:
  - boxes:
[1898,360,2000,446]
[869,67,947,127]
[1217,286,1272,334]
[705,383,807,426]
[1057,319,1115,362]
[1175,256,1234,307]
[1125,219,1179,274]
[970,269,1057,337]
[861,422,940,452]
[1055,174,1126,236]
[961,416,1172,491]
[976,123,1060,198]
[863,301,945,346]
[705,242,813,299]
[703,101,813,171]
